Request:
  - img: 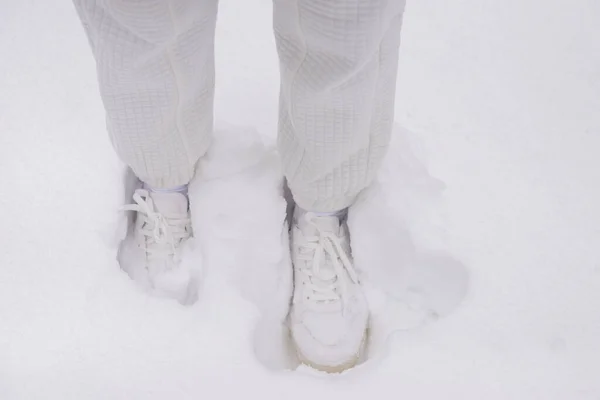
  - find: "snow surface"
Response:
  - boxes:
[1,0,599,399]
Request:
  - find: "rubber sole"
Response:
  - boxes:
[294,331,368,373]
[297,351,360,373]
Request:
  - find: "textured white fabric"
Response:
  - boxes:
[74,0,218,188]
[74,0,406,209]
[274,0,406,211]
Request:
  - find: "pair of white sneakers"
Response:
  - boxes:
[119,188,368,372]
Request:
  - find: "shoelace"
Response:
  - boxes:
[122,190,190,261]
[298,213,359,308]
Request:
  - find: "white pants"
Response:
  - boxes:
[74,0,406,212]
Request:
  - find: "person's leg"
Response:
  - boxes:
[275,0,406,212]
[274,0,406,370]
[74,0,218,303]
[74,0,218,189]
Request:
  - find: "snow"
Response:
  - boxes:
[1,0,599,399]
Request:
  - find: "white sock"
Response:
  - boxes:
[312,210,346,217]
[143,182,188,196]
[295,206,347,219]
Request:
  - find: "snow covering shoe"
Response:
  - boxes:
[290,208,368,372]
[119,189,194,302]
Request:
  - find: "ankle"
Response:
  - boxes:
[143,182,189,196]
[294,206,347,219]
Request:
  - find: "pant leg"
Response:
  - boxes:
[74,0,218,188]
[274,0,406,212]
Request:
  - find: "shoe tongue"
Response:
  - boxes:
[297,214,340,236]
[295,210,343,291]
[149,192,189,215]
[312,216,340,233]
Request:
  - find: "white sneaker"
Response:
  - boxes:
[119,188,194,302]
[289,208,369,372]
